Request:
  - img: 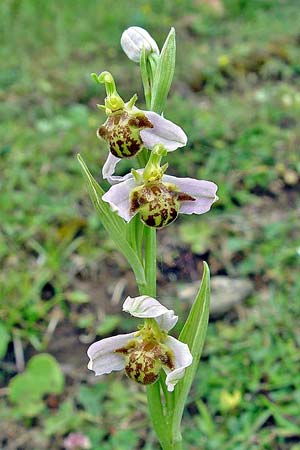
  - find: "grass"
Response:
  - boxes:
[1,0,300,449]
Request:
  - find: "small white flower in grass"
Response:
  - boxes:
[87,295,192,392]
[63,432,91,450]
[102,145,218,228]
[121,26,159,63]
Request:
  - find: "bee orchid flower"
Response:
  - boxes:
[92,72,187,182]
[102,108,187,183]
[102,145,218,228]
[87,295,192,392]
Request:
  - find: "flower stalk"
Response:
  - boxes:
[79,25,215,450]
[139,40,169,445]
[139,33,175,449]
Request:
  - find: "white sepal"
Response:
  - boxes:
[155,310,178,332]
[102,153,136,185]
[163,336,193,392]
[102,177,136,222]
[87,332,136,376]
[123,295,178,331]
[141,111,187,151]
[102,169,218,223]
[162,174,218,214]
[102,153,121,183]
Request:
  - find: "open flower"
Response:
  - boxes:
[102,145,218,228]
[93,71,187,182]
[87,295,192,392]
[102,109,187,183]
[121,26,159,63]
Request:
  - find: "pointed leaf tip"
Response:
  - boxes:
[150,27,176,114]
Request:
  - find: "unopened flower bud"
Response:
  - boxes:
[121,26,159,63]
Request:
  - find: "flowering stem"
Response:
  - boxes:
[146,383,170,449]
[137,225,173,449]
[137,35,181,449]
[144,227,156,297]
[140,227,184,450]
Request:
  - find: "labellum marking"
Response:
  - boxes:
[115,340,174,386]
[97,111,153,158]
[130,182,195,228]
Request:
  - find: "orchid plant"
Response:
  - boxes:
[78,26,218,450]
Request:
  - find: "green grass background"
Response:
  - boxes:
[1,0,300,449]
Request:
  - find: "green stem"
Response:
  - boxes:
[159,372,174,423]
[138,226,176,449]
[136,42,182,450]
[127,214,144,262]
[144,226,156,297]
[147,383,170,450]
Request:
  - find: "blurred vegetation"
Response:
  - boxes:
[0,0,300,449]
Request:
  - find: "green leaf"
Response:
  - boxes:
[110,429,139,449]
[26,353,65,393]
[9,353,65,417]
[171,262,210,434]
[96,314,120,335]
[77,384,106,416]
[12,399,45,418]
[44,399,82,436]
[77,154,145,285]
[151,28,176,114]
